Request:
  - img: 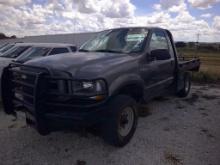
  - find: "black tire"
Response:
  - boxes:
[36,118,50,136]
[101,95,138,147]
[26,116,49,136]
[177,72,191,97]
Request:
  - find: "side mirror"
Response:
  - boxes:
[150,49,171,61]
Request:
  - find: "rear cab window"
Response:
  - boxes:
[49,47,69,55]
[70,46,77,52]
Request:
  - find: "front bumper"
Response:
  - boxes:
[43,105,107,130]
[23,103,107,133]
[1,63,108,132]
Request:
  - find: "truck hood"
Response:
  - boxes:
[25,52,135,78]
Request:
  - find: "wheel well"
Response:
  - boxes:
[116,84,144,102]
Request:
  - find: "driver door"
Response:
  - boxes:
[141,30,175,100]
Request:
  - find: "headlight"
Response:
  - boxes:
[72,79,107,97]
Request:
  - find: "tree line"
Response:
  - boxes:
[0,33,16,40]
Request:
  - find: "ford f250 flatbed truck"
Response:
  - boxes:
[1,27,200,147]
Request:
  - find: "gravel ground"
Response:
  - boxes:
[0,85,220,165]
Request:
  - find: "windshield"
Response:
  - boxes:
[1,46,30,58]
[0,44,14,53]
[16,47,50,62]
[79,28,148,54]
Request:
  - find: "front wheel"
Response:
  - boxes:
[177,72,191,97]
[102,95,138,147]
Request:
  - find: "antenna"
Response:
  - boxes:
[196,33,200,43]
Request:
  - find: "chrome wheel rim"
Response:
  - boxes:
[118,107,134,137]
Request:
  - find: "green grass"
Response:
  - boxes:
[177,48,220,83]
[191,71,220,83]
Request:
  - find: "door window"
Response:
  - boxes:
[149,31,171,60]
[149,31,169,51]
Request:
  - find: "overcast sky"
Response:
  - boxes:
[0,0,219,42]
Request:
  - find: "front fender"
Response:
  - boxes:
[108,74,144,96]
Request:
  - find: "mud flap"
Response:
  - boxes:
[1,66,16,116]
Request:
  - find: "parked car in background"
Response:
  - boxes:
[15,43,77,63]
[0,43,34,58]
[0,43,77,71]
[0,43,9,49]
[0,43,77,80]
[0,43,32,74]
[0,43,32,94]
[0,43,15,56]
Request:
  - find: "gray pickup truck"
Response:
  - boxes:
[1,27,200,147]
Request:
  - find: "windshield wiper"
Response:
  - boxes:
[78,49,90,52]
[79,49,125,53]
[94,49,123,53]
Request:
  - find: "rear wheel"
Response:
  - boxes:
[177,72,191,97]
[102,95,138,147]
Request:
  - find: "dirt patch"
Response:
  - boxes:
[8,123,17,129]
[159,116,170,121]
[76,160,87,165]
[201,94,219,100]
[183,93,199,105]
[138,106,152,117]
[201,112,208,117]
[64,148,69,152]
[175,102,185,109]
[21,125,27,129]
[164,152,183,165]
[163,127,170,132]
[200,128,215,139]
[195,90,203,95]
[198,86,209,90]
[198,107,206,111]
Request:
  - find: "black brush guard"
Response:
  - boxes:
[1,63,107,133]
[1,63,52,134]
[2,63,49,115]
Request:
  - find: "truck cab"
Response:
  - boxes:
[1,27,200,147]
